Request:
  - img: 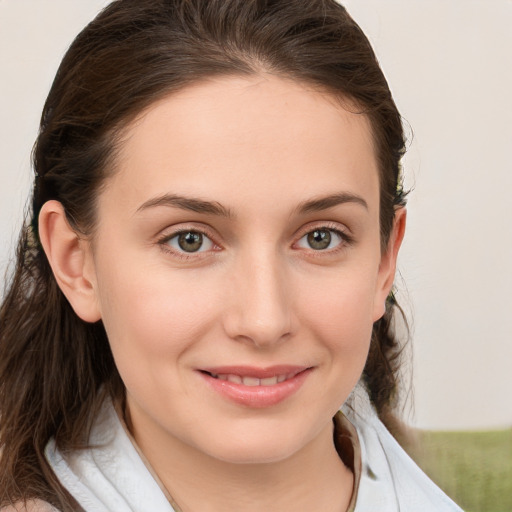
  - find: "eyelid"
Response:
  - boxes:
[292,221,354,250]
[156,223,222,259]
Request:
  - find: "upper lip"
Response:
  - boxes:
[198,365,310,379]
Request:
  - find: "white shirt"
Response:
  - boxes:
[45,388,464,512]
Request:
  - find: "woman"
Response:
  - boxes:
[0,1,463,510]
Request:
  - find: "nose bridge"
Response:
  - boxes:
[225,245,292,347]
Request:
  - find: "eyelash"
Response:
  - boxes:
[157,223,353,260]
[294,223,354,255]
[157,227,220,260]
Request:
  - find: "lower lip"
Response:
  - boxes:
[199,369,312,408]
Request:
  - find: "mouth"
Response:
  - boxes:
[203,371,303,387]
[198,366,312,407]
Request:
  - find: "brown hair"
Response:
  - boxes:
[0,0,407,509]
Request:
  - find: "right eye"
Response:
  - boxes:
[165,230,215,254]
[295,228,346,251]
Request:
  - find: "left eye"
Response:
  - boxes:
[166,231,214,253]
[296,228,344,251]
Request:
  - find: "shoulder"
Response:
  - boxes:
[1,501,60,512]
[342,386,464,511]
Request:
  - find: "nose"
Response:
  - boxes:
[223,250,293,348]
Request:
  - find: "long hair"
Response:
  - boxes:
[0,1,407,509]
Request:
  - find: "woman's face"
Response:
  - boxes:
[85,75,401,464]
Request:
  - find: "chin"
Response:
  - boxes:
[196,421,315,465]
[210,441,299,465]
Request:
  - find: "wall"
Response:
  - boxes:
[1,0,511,430]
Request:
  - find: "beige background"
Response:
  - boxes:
[1,0,511,430]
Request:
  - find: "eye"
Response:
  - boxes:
[166,230,214,253]
[296,228,345,251]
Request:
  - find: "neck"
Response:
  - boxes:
[129,416,354,512]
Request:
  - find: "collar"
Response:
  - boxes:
[45,386,462,512]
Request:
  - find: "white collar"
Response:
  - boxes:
[342,385,463,511]
[46,400,175,512]
[45,387,463,512]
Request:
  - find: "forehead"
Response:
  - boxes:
[106,74,379,216]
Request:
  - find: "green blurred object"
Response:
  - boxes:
[408,429,512,512]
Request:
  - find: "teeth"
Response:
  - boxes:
[242,376,260,386]
[212,373,290,386]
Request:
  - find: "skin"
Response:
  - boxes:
[40,75,405,511]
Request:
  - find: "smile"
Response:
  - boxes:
[208,372,296,386]
[198,366,312,407]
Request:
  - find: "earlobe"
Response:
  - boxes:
[373,207,407,321]
[38,200,101,323]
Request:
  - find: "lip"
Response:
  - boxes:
[198,365,312,408]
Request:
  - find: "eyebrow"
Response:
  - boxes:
[296,192,368,214]
[136,191,367,217]
[136,194,232,217]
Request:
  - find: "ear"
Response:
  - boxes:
[372,207,407,321]
[38,200,101,323]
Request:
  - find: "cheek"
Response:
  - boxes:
[93,253,221,370]
[295,266,377,358]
